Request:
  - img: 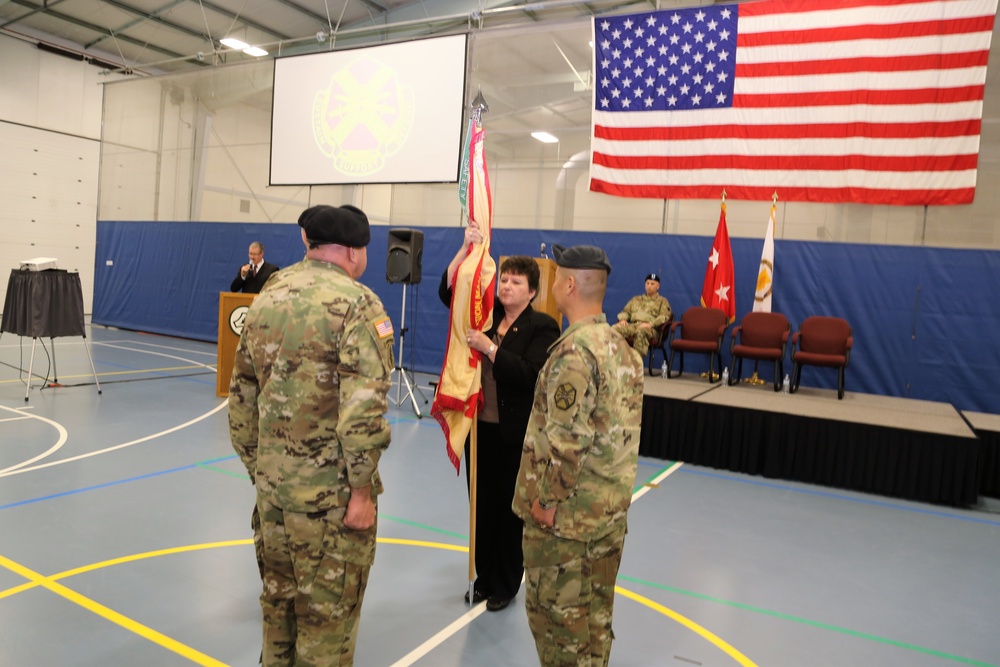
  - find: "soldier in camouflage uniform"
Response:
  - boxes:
[229,204,394,667]
[512,244,644,667]
[612,273,672,357]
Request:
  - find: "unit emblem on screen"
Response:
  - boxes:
[312,56,415,177]
[229,305,250,336]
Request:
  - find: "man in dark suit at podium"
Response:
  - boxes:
[231,241,280,293]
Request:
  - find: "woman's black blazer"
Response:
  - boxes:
[439,271,560,447]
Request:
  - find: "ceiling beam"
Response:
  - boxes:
[5,0,185,60]
[85,0,211,49]
[0,0,70,30]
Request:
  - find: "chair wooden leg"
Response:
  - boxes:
[838,367,845,399]
[708,352,719,383]
[790,362,801,393]
[773,359,782,392]
[731,356,743,385]
[667,349,680,378]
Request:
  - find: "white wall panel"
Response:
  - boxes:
[0,122,99,313]
[0,36,103,140]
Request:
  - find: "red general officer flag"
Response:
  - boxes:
[701,201,736,323]
[432,120,496,472]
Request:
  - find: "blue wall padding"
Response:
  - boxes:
[93,221,1000,414]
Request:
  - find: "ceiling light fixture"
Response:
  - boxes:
[531,131,559,144]
[220,38,268,57]
[220,37,249,50]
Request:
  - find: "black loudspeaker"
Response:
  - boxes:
[386,228,423,284]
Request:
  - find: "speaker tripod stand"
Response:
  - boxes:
[391,283,428,417]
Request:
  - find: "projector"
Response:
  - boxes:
[19,257,59,271]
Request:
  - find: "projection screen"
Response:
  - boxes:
[270,34,468,186]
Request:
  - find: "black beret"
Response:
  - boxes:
[298,204,370,248]
[646,273,660,282]
[552,244,612,274]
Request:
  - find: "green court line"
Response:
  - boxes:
[377,513,467,540]
[616,574,997,667]
[633,461,676,493]
[195,463,248,480]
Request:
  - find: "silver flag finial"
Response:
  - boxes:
[471,88,489,123]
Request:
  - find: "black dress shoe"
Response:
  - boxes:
[464,589,488,604]
[486,596,511,612]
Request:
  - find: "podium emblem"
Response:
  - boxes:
[229,305,250,336]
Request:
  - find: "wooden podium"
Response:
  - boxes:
[499,256,561,329]
[217,292,256,396]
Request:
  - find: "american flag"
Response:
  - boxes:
[590,0,998,206]
[374,317,394,339]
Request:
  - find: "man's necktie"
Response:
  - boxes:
[250,264,256,278]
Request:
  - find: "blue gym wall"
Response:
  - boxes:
[93,220,1000,415]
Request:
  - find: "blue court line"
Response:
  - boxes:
[678,467,1000,526]
[0,454,239,511]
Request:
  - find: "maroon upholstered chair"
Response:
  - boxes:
[728,312,791,391]
[666,307,729,382]
[790,316,853,399]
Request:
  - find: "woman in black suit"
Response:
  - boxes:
[439,223,560,612]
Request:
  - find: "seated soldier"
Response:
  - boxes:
[613,273,673,357]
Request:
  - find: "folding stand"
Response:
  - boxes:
[21,335,102,401]
[390,283,428,417]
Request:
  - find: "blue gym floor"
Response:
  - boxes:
[1,326,998,666]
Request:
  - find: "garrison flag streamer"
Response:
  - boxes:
[701,200,736,323]
[589,0,998,206]
[753,202,776,313]
[432,119,497,472]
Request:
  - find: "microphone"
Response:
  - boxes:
[540,242,547,259]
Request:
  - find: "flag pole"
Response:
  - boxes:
[467,89,490,605]
[469,417,478,602]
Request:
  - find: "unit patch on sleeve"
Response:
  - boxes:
[553,382,577,411]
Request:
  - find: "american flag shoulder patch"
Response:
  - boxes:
[374,317,394,339]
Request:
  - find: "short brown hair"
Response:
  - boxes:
[499,256,540,293]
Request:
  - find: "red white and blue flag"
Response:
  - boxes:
[590,0,998,206]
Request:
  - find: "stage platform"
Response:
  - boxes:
[640,374,985,507]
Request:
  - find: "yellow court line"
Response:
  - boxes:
[378,537,468,553]
[616,586,758,667]
[0,365,209,385]
[1,539,755,667]
[0,552,228,667]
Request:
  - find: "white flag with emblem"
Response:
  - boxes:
[753,204,775,313]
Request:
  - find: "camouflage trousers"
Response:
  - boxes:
[258,498,377,667]
[522,522,627,667]
[252,503,264,578]
[613,323,655,357]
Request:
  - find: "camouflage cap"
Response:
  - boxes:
[552,244,612,275]
[298,204,371,248]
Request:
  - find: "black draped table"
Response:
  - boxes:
[2,269,86,337]
[962,411,1000,499]
[1,268,100,399]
